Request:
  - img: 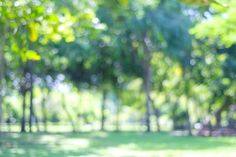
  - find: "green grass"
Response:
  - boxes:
[0,132,236,157]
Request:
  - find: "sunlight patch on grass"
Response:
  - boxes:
[9,148,26,155]
[1,132,236,157]
[99,148,236,157]
[119,143,137,149]
[60,138,90,150]
[38,134,62,143]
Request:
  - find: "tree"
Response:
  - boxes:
[190,0,236,129]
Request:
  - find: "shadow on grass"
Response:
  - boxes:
[87,131,236,151]
[0,132,98,157]
[0,131,235,157]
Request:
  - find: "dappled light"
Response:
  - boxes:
[1,132,236,157]
[0,0,236,157]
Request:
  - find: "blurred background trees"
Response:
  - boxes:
[0,0,236,135]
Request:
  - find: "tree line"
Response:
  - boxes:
[0,0,236,135]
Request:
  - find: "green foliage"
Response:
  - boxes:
[191,0,236,47]
[1,0,236,134]
[25,50,41,61]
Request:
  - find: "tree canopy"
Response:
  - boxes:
[0,0,236,135]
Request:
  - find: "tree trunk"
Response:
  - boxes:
[208,102,212,136]
[77,94,83,132]
[27,61,40,132]
[101,90,106,131]
[215,96,232,128]
[41,88,48,132]
[29,62,34,132]
[115,93,121,132]
[21,90,27,132]
[144,45,152,132]
[182,57,192,136]
[0,26,6,134]
[0,52,3,134]
[144,64,152,132]
[114,88,122,131]
[183,82,192,136]
[142,33,153,132]
[172,101,179,130]
[154,108,161,132]
[215,112,221,128]
[184,80,192,136]
[62,94,76,132]
[206,95,218,136]
[186,102,192,136]
[20,65,28,133]
[35,113,40,132]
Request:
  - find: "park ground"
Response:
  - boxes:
[0,132,236,157]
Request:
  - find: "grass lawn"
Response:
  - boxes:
[0,132,236,157]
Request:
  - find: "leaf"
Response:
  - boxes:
[222,78,230,85]
[174,66,183,77]
[118,0,129,7]
[26,50,41,61]
[81,10,95,20]
[28,22,38,42]
[179,0,210,5]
